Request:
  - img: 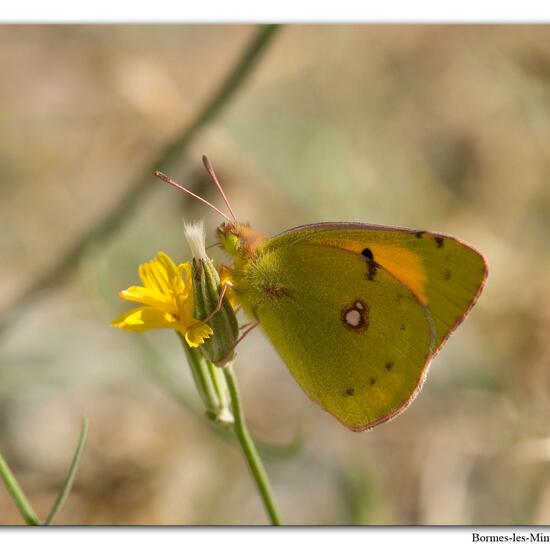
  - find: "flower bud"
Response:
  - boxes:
[185,221,239,365]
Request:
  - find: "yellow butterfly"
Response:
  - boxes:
[157,158,488,431]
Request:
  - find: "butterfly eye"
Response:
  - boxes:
[361,248,374,260]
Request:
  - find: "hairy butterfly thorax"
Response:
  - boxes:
[217,221,286,319]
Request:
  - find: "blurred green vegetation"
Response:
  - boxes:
[1,24,550,525]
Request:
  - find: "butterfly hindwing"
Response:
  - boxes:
[238,241,434,431]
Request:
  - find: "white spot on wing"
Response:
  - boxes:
[345,309,362,327]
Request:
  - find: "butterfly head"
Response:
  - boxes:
[217,221,267,262]
[154,157,267,263]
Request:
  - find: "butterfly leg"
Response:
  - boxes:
[201,281,234,324]
[236,321,259,344]
[214,321,259,366]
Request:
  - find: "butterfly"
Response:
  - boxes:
[156,157,488,431]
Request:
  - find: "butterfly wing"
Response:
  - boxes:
[237,239,435,431]
[268,222,488,357]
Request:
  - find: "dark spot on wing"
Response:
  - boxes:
[360,248,377,281]
[365,261,377,281]
[400,323,406,331]
[370,378,377,386]
[415,231,426,239]
[444,269,452,281]
[435,237,444,248]
[343,388,355,397]
[396,294,409,311]
[361,248,374,260]
[385,361,394,371]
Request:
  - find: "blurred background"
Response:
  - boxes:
[0,24,549,525]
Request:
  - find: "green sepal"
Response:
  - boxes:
[192,257,239,364]
[180,336,234,426]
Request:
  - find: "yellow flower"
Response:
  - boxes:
[112,252,213,347]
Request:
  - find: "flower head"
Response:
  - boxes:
[112,252,213,347]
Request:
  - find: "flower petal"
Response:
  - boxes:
[138,261,158,292]
[138,252,174,295]
[118,285,177,314]
[115,253,211,346]
[177,262,192,298]
[184,322,214,347]
[112,306,177,332]
[157,252,180,289]
[174,262,194,320]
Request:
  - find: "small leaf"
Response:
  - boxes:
[0,452,40,525]
[44,418,89,525]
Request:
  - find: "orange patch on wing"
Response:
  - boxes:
[329,240,428,304]
[371,244,427,303]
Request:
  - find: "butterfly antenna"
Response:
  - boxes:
[202,155,237,222]
[154,171,231,222]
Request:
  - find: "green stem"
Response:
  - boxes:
[223,365,282,525]
[0,24,281,337]
[0,452,40,525]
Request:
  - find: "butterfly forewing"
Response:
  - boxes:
[270,222,488,357]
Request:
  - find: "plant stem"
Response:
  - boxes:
[223,365,282,525]
[177,337,281,522]
[0,452,40,525]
